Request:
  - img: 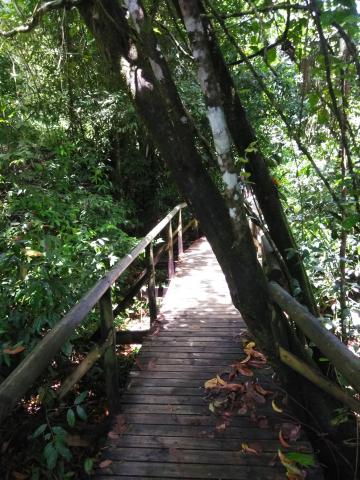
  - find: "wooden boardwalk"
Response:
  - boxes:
[97,238,322,479]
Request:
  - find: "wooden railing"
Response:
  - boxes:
[0,203,195,423]
[250,223,360,412]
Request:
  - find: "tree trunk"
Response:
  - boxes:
[77,1,355,472]
[172,0,318,316]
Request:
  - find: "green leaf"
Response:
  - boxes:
[286,452,316,467]
[44,443,58,470]
[266,48,277,64]
[55,441,72,461]
[308,93,319,110]
[342,214,360,230]
[317,108,328,124]
[75,390,88,405]
[67,408,76,427]
[32,423,47,439]
[84,457,94,474]
[76,405,88,421]
[52,426,68,437]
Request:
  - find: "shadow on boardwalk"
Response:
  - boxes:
[96,238,323,479]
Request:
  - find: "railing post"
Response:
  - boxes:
[178,209,183,258]
[168,220,175,279]
[147,242,157,324]
[193,219,199,239]
[99,288,118,414]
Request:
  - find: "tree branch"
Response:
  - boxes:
[0,0,81,38]
[218,2,308,19]
[207,2,343,214]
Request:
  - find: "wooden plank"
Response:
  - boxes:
[138,351,241,359]
[132,365,232,372]
[121,395,208,405]
[96,461,285,478]
[105,447,279,466]
[112,413,281,428]
[139,346,241,353]
[121,424,280,438]
[125,386,204,396]
[105,434,312,452]
[134,358,238,366]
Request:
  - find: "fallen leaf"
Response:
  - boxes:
[241,443,259,455]
[114,414,127,434]
[278,450,304,477]
[99,459,113,469]
[204,377,218,389]
[134,358,143,370]
[3,346,25,355]
[244,382,266,405]
[204,375,225,389]
[222,382,244,392]
[231,363,253,377]
[254,384,272,396]
[215,421,227,432]
[240,354,251,364]
[147,358,157,370]
[279,430,291,448]
[281,423,301,442]
[272,400,283,413]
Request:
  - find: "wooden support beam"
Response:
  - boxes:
[269,281,360,393]
[178,210,184,257]
[147,242,157,323]
[99,288,118,414]
[57,333,112,400]
[168,221,175,279]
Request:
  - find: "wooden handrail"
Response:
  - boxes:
[0,203,189,423]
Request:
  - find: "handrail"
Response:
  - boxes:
[0,203,189,423]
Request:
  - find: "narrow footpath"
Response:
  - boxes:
[96,238,322,479]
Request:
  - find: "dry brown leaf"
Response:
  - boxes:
[279,430,291,448]
[254,384,273,396]
[114,414,127,434]
[134,358,143,370]
[147,358,157,370]
[3,346,25,355]
[241,443,259,455]
[281,423,301,442]
[99,459,113,469]
[272,400,283,413]
[215,422,227,432]
[231,363,253,377]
